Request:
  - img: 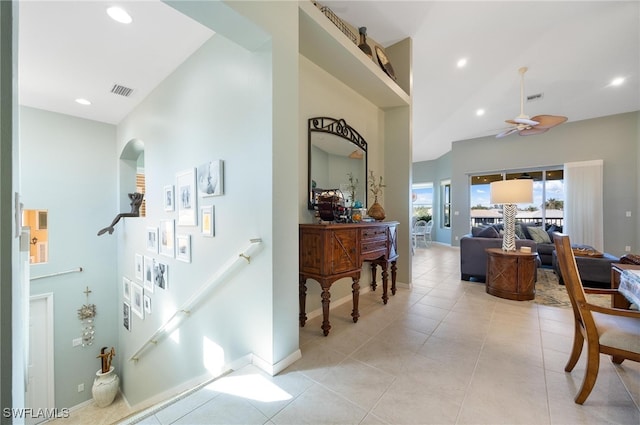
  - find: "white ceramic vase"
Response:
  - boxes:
[92,366,119,407]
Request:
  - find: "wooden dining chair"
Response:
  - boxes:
[553,233,640,404]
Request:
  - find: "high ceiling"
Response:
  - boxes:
[18,1,640,162]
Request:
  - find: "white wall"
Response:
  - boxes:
[20,107,118,408]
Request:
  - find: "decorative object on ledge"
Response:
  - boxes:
[489,179,533,251]
[92,347,119,408]
[375,45,397,80]
[318,4,357,45]
[367,171,386,221]
[97,192,144,236]
[358,27,373,59]
[78,286,96,347]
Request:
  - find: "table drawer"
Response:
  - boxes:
[361,239,387,259]
[361,227,387,241]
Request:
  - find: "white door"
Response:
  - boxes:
[26,294,54,425]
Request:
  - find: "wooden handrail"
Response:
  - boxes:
[129,238,262,362]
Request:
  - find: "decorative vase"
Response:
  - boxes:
[92,366,119,407]
[358,27,373,59]
[367,196,386,221]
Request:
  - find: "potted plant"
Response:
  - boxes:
[367,171,386,221]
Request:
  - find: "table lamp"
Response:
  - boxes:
[490,179,533,251]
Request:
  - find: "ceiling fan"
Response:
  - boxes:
[496,67,567,138]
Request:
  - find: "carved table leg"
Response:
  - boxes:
[321,287,332,336]
[370,263,378,291]
[381,262,389,304]
[391,261,397,295]
[351,275,361,323]
[298,276,307,327]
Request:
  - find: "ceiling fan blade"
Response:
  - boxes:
[511,117,539,126]
[519,127,549,136]
[496,127,519,138]
[530,115,568,129]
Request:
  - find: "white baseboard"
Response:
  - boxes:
[252,349,302,376]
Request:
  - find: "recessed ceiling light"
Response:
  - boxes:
[457,58,468,68]
[75,98,91,106]
[107,6,132,24]
[476,109,485,116]
[610,77,625,86]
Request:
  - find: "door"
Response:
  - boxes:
[26,294,54,425]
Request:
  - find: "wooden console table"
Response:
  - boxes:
[299,221,399,335]
[486,248,538,301]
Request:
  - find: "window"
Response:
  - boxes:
[469,168,564,229]
[441,180,451,228]
[412,183,433,222]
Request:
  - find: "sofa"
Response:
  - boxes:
[552,249,620,287]
[460,222,562,281]
[460,233,538,282]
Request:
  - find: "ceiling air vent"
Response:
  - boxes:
[110,84,134,97]
[526,92,544,102]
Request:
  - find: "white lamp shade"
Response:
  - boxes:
[490,179,533,204]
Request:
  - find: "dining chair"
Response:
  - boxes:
[553,232,640,404]
[424,220,433,246]
[412,220,428,249]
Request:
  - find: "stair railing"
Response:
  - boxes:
[129,238,262,362]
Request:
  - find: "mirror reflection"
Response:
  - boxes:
[23,209,48,264]
[308,117,367,210]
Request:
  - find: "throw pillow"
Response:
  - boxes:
[515,224,525,239]
[477,225,500,238]
[528,226,551,244]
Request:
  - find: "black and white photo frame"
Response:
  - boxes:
[146,227,159,253]
[143,295,152,315]
[135,253,143,281]
[153,258,169,290]
[163,185,175,212]
[123,277,131,301]
[197,160,224,197]
[201,205,215,237]
[176,234,191,263]
[131,282,144,319]
[176,168,197,226]
[123,302,131,331]
[143,255,154,293]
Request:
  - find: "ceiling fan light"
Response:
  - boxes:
[107,7,132,24]
[610,77,625,86]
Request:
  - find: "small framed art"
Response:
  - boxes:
[143,255,154,293]
[163,185,175,212]
[131,283,144,319]
[176,168,197,226]
[176,234,191,263]
[201,205,214,237]
[153,259,168,290]
[197,160,224,197]
[143,295,152,315]
[123,277,131,301]
[159,219,175,258]
[146,227,159,253]
[123,302,131,331]
[135,253,143,281]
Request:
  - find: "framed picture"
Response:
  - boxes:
[122,277,131,301]
[197,160,224,197]
[163,185,175,212]
[143,295,152,315]
[135,253,143,281]
[131,283,144,319]
[176,168,197,226]
[176,234,191,263]
[36,210,48,230]
[123,302,131,331]
[159,219,175,258]
[143,255,154,293]
[153,259,168,290]
[146,227,159,253]
[201,205,215,237]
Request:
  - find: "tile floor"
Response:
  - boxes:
[63,244,640,424]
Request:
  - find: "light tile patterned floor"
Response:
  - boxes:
[63,244,640,424]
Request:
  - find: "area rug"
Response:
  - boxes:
[534,268,610,309]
